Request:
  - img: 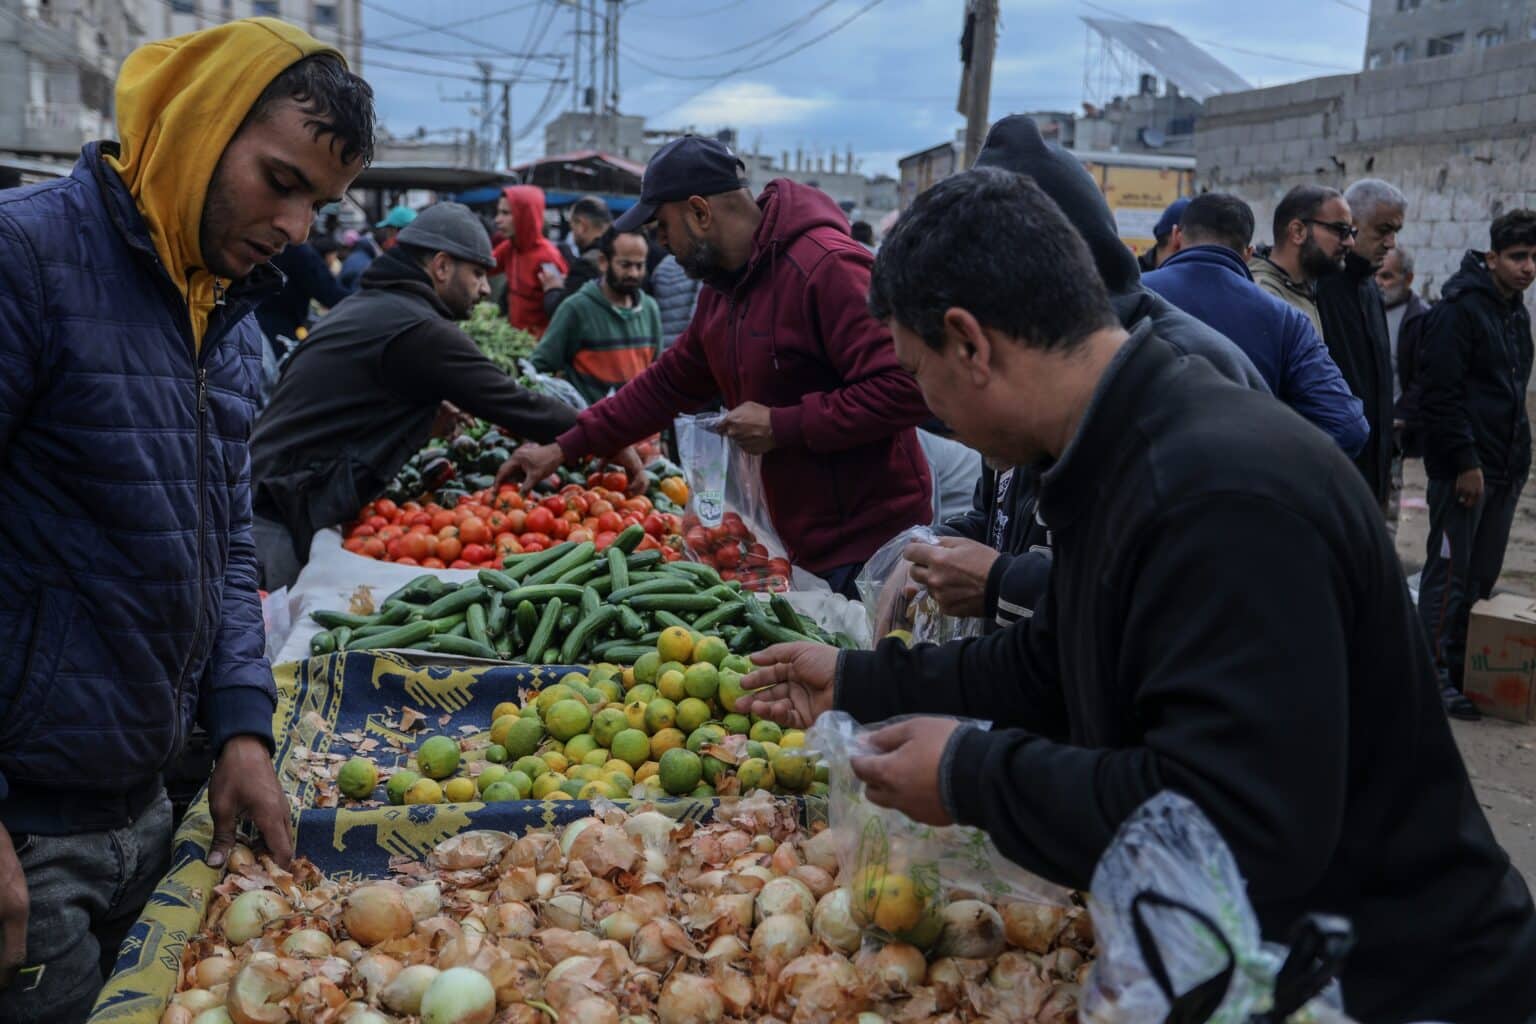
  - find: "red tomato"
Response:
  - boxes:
[550,518,572,540]
[768,558,792,577]
[343,537,366,553]
[662,513,683,534]
[407,512,432,527]
[401,534,430,561]
[596,510,624,534]
[525,507,556,535]
[351,524,375,538]
[386,538,404,560]
[449,559,473,570]
[684,527,708,551]
[749,542,769,558]
[623,496,652,514]
[497,537,523,557]
[486,511,508,533]
[714,545,741,569]
[636,533,661,552]
[395,556,419,566]
[505,509,527,534]
[519,532,551,548]
[375,498,399,518]
[408,523,432,536]
[460,517,491,545]
[540,496,567,516]
[437,524,460,540]
[438,536,463,562]
[568,529,593,544]
[595,531,619,550]
[602,471,629,492]
[361,537,386,559]
[461,543,489,564]
[588,498,615,517]
[642,513,665,537]
[378,525,404,541]
[367,515,389,531]
[422,557,446,569]
[521,541,545,553]
[708,525,731,544]
[565,494,590,516]
[431,510,456,532]
[662,548,682,562]
[719,569,738,581]
[402,500,423,513]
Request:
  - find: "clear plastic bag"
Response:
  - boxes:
[516,357,588,410]
[805,711,1071,951]
[674,413,791,592]
[855,525,988,645]
[1082,792,1356,1024]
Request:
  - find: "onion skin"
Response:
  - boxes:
[420,966,497,1024]
[221,891,291,945]
[343,884,414,947]
[657,973,724,1024]
[935,900,1006,959]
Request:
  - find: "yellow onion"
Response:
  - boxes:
[751,834,777,854]
[497,867,538,903]
[1000,900,1066,955]
[225,959,296,1024]
[542,893,592,931]
[337,1005,390,1024]
[221,891,291,945]
[640,848,669,880]
[630,918,696,970]
[486,956,543,1007]
[190,956,239,989]
[512,832,563,872]
[279,929,334,959]
[343,884,414,947]
[749,914,811,966]
[171,989,222,1013]
[657,973,723,1024]
[699,935,748,965]
[769,840,801,877]
[800,829,840,874]
[755,877,815,925]
[622,811,677,850]
[625,883,669,924]
[736,865,773,888]
[563,996,621,1024]
[438,929,489,969]
[536,928,603,961]
[160,1007,194,1024]
[777,953,868,1019]
[543,955,609,1010]
[936,900,1005,959]
[790,864,836,900]
[536,873,561,900]
[380,963,441,1014]
[866,941,927,993]
[403,881,443,920]
[315,956,353,986]
[559,818,601,858]
[715,830,752,860]
[420,966,497,1024]
[225,846,257,873]
[711,965,754,1015]
[349,952,402,1002]
[191,1009,233,1024]
[812,889,861,955]
[710,893,755,935]
[292,976,347,1024]
[493,901,538,939]
[332,939,364,963]
[432,831,513,871]
[599,910,641,945]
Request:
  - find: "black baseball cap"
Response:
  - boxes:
[613,135,747,232]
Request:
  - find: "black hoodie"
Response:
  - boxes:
[836,321,1536,1023]
[1420,249,1534,485]
[1316,251,1395,502]
[975,116,1267,392]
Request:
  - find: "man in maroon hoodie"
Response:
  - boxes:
[500,136,933,592]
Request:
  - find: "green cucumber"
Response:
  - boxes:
[653,609,693,632]
[628,593,721,613]
[523,597,562,663]
[376,602,413,626]
[523,541,597,586]
[503,583,587,605]
[311,609,375,629]
[559,605,580,634]
[430,634,499,659]
[515,599,538,638]
[465,602,490,645]
[606,547,630,592]
[503,541,576,580]
[543,646,561,664]
[561,605,620,663]
[663,561,723,587]
[478,568,518,592]
[589,642,653,664]
[446,622,469,638]
[333,626,353,651]
[691,600,747,632]
[611,523,645,554]
[485,592,508,637]
[770,593,808,634]
[580,586,602,619]
[747,616,816,646]
[607,578,696,604]
[727,625,756,653]
[419,584,489,619]
[625,549,664,570]
[617,604,646,639]
[310,630,337,656]
[348,620,435,651]
[556,560,607,586]
[426,612,467,633]
[349,623,397,640]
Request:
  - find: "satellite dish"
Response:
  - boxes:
[1140,127,1167,149]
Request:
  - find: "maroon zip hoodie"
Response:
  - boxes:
[556,179,933,573]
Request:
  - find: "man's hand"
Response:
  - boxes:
[874,558,914,637]
[905,537,1000,618]
[850,717,961,827]
[614,446,649,497]
[721,401,776,455]
[1456,466,1485,508]
[430,401,474,439]
[0,824,26,991]
[496,442,567,491]
[736,642,839,728]
[537,267,565,291]
[208,736,293,869]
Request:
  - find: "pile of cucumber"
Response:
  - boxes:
[309,524,856,663]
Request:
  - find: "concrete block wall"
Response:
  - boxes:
[1196,40,1536,302]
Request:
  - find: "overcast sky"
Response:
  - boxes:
[360,0,1370,176]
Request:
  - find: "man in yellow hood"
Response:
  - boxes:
[0,19,372,1023]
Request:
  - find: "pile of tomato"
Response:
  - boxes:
[681,511,792,591]
[343,474,686,569]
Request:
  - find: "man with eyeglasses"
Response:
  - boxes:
[1317,179,1407,513]
[1249,184,1354,338]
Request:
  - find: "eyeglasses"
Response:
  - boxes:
[1304,219,1359,240]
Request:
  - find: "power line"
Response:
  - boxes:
[365,56,563,83]
[360,0,570,77]
[624,0,839,63]
[1330,0,1370,13]
[370,0,547,44]
[1078,1,1355,73]
[639,0,752,20]
[622,0,885,82]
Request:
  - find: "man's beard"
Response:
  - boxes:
[677,221,725,280]
[1379,284,1408,308]
[1299,234,1345,279]
[606,268,640,298]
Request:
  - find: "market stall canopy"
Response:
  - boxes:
[514,150,646,198]
[1081,17,1251,102]
[352,162,516,192]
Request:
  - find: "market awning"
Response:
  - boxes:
[352,163,515,192]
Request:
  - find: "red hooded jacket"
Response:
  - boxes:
[557,180,933,573]
[493,185,567,337]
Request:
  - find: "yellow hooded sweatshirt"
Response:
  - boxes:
[106,18,343,350]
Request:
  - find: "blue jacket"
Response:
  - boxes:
[0,143,277,834]
[1146,245,1368,456]
[255,242,349,345]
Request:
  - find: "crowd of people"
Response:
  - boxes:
[1,16,1535,1024]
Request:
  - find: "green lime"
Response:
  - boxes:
[686,723,725,754]
[720,654,753,675]
[736,757,775,792]
[628,684,658,705]
[482,780,520,802]
[484,744,508,764]
[536,683,577,714]
[611,729,650,768]
[658,748,703,795]
[690,782,716,799]
[581,748,608,768]
[749,719,782,745]
[657,669,687,702]
[476,764,509,794]
[404,777,443,804]
[594,679,623,704]
[717,671,748,715]
[591,707,628,748]
[417,736,461,780]
[501,716,545,759]
[772,751,814,792]
[546,699,592,742]
[513,755,548,780]
[558,671,590,690]
[722,713,751,736]
[644,698,677,734]
[505,769,534,798]
[385,769,420,805]
[633,651,661,686]
[682,662,719,702]
[702,754,729,786]
[564,732,599,763]
[744,740,766,760]
[559,778,586,798]
[676,698,711,734]
[337,756,378,799]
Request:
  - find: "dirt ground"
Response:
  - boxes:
[1395,400,1536,885]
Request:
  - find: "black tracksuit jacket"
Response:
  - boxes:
[835,322,1536,1023]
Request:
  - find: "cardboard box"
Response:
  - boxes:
[1464,593,1536,723]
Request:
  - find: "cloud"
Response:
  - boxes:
[669,81,835,129]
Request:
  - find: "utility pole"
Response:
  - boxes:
[501,80,513,169]
[958,0,998,169]
[475,60,495,168]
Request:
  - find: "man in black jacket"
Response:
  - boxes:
[895,117,1266,629]
[1317,179,1404,510]
[540,194,612,314]
[738,168,1536,1023]
[250,202,641,586]
[1418,210,1536,720]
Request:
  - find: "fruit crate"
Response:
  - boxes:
[89,651,825,1024]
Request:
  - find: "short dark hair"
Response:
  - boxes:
[396,241,438,268]
[597,227,647,259]
[571,196,613,226]
[247,53,376,167]
[869,166,1115,353]
[1491,210,1536,252]
[850,220,875,245]
[1180,193,1255,253]
[1272,184,1341,245]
